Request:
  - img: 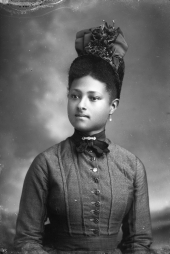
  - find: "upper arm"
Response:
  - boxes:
[14,153,49,250]
[119,158,152,253]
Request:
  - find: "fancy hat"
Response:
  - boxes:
[75,20,128,71]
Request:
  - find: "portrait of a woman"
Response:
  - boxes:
[1,1,170,254]
[14,21,152,254]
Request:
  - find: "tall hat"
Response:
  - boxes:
[75,20,128,71]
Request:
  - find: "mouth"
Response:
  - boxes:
[75,114,89,118]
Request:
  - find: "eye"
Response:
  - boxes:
[90,96,101,101]
[70,94,79,99]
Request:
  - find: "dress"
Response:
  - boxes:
[14,130,152,254]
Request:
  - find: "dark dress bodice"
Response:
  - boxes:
[14,136,152,254]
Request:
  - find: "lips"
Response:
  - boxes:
[75,114,89,118]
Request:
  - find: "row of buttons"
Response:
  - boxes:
[88,151,100,235]
[91,167,99,185]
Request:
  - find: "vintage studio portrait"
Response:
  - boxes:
[0,1,169,254]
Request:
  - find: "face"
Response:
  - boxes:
[67,75,118,135]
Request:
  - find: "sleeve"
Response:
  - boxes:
[14,153,49,254]
[119,158,153,254]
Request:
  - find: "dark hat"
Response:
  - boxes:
[75,20,128,70]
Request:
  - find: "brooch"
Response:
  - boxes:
[82,137,96,140]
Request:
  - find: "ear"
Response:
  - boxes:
[109,99,119,115]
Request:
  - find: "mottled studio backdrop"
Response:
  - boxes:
[0,0,170,250]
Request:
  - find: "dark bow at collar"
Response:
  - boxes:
[71,129,110,156]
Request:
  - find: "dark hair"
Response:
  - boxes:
[68,55,125,100]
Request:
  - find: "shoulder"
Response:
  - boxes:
[28,138,71,174]
[36,137,70,160]
[109,142,138,163]
[108,142,146,179]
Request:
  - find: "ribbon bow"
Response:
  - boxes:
[76,138,110,156]
[71,130,110,156]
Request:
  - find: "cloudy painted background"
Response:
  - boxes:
[0,0,170,250]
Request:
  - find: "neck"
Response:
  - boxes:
[75,128,105,137]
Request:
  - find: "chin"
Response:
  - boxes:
[71,121,104,134]
[73,124,91,133]
[74,125,103,136]
[75,126,90,132]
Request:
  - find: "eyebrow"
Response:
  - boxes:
[71,89,102,94]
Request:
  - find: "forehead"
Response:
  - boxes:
[70,75,108,94]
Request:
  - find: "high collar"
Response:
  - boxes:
[71,129,107,144]
[70,129,110,157]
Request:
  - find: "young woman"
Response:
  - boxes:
[14,21,152,254]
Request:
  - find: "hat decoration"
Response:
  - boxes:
[75,20,128,70]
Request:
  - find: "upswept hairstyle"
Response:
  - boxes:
[68,54,125,101]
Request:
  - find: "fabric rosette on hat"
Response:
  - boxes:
[75,21,128,70]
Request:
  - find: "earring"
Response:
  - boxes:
[109,114,112,122]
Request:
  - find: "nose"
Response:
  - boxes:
[77,97,87,111]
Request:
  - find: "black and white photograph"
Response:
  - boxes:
[0,1,169,253]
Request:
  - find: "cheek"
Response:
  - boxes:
[99,110,109,121]
[67,99,72,109]
[67,103,73,123]
[92,107,109,123]
[67,100,76,117]
[95,103,110,115]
